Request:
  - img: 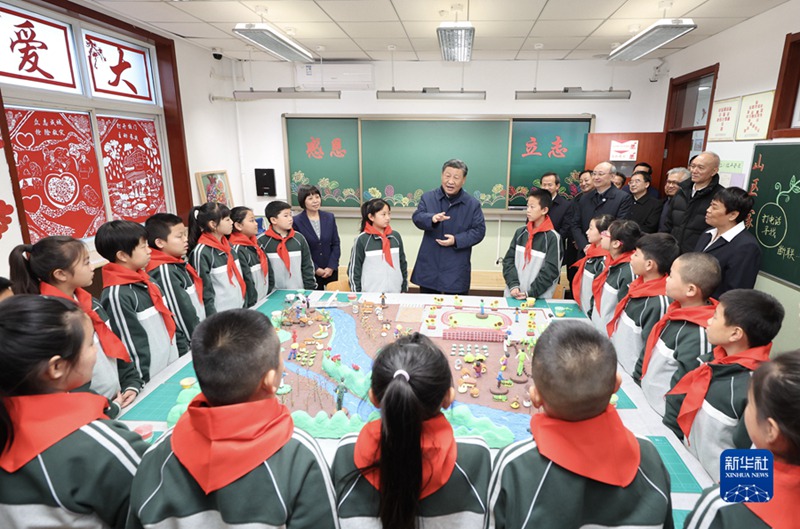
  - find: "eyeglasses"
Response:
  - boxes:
[665,180,680,186]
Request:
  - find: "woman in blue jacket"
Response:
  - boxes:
[293,184,341,290]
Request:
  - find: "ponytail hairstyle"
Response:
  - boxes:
[369,332,453,529]
[360,198,390,232]
[230,206,253,234]
[750,350,800,464]
[188,202,231,251]
[591,213,615,234]
[8,236,87,294]
[0,295,89,452]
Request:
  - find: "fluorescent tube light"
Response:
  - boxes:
[608,19,697,61]
[515,87,631,100]
[437,21,474,62]
[233,22,314,63]
[376,87,485,100]
[233,88,340,100]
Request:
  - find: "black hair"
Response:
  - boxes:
[0,295,88,451]
[608,219,642,253]
[442,159,468,178]
[532,320,617,421]
[297,184,321,210]
[750,350,800,464]
[188,202,232,251]
[9,236,88,294]
[95,220,148,263]
[712,186,754,223]
[673,252,721,300]
[527,187,553,211]
[540,172,560,185]
[360,198,390,232]
[191,309,280,406]
[0,277,11,293]
[368,333,453,529]
[633,161,653,175]
[636,233,680,275]
[631,170,652,184]
[145,213,184,249]
[230,206,253,233]
[718,289,785,348]
[264,200,292,225]
[590,213,615,233]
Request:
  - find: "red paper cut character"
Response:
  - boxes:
[10,20,54,80]
[548,136,568,158]
[522,137,542,157]
[108,47,137,94]
[306,137,324,159]
[330,137,346,158]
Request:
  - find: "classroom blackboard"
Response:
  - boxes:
[748,143,800,286]
[285,117,360,207]
[360,119,510,208]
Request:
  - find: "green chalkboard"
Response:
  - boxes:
[748,143,800,286]
[285,118,360,207]
[508,119,591,206]
[360,119,510,208]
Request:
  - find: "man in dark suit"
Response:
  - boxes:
[658,167,690,232]
[571,161,633,254]
[628,171,663,233]
[539,172,573,241]
[694,186,761,299]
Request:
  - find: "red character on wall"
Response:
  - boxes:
[108,47,137,94]
[306,137,324,159]
[522,137,542,157]
[10,20,53,79]
[330,137,346,158]
[548,136,568,158]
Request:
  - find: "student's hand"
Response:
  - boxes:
[435,234,456,247]
[115,389,138,408]
[432,212,450,224]
[510,287,527,300]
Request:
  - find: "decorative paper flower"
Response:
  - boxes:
[0,200,15,238]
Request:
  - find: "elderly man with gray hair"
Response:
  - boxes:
[658,167,690,232]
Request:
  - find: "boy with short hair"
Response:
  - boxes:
[97,220,179,383]
[502,188,562,299]
[0,276,12,301]
[489,321,673,529]
[127,309,338,529]
[590,219,642,334]
[609,233,680,378]
[145,213,206,356]
[664,289,785,480]
[641,253,721,416]
[258,201,316,290]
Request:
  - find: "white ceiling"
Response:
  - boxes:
[87,0,790,61]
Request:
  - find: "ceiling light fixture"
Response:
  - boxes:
[233,22,314,63]
[437,21,474,62]
[515,87,631,100]
[231,87,340,100]
[376,87,485,100]
[607,18,697,61]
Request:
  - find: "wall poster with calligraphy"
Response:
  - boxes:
[97,116,166,222]
[5,107,106,242]
[708,97,740,142]
[747,143,800,287]
[735,91,774,141]
[508,119,592,207]
[285,117,360,207]
[84,30,154,103]
[0,2,80,93]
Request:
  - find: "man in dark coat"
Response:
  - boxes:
[571,161,633,253]
[628,171,663,233]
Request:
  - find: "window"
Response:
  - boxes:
[769,32,800,138]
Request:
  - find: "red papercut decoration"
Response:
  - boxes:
[97,116,166,222]
[10,20,54,80]
[306,137,324,159]
[548,136,568,158]
[0,200,14,238]
[108,47,137,94]
[330,137,346,158]
[5,108,106,242]
[522,136,542,157]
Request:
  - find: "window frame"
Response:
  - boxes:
[769,31,800,139]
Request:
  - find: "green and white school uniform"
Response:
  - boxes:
[258,227,317,291]
[189,233,246,315]
[347,225,408,293]
[590,251,635,334]
[570,245,607,316]
[502,217,562,299]
[229,232,270,307]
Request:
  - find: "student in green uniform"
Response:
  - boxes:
[571,213,612,315]
[127,309,337,529]
[258,200,316,291]
[0,295,148,529]
[489,320,673,529]
[590,219,641,334]
[188,202,246,314]
[641,252,721,416]
[229,206,271,306]
[608,232,679,379]
[96,220,179,383]
[332,333,490,529]
[502,187,562,300]
[685,350,800,529]
[145,213,205,356]
[9,236,141,416]
[665,289,785,480]
[348,198,408,293]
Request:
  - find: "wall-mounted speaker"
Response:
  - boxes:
[255,168,276,197]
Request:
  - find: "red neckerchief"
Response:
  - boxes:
[606,275,668,337]
[353,413,456,499]
[39,282,131,362]
[262,227,295,274]
[197,233,246,294]
[363,223,395,268]
[668,344,772,439]
[640,299,718,378]
[570,245,608,309]
[229,232,269,279]
[0,393,107,472]
[102,263,176,339]
[172,394,294,494]
[530,405,640,487]
[746,460,800,528]
[523,216,555,269]
[592,251,634,312]
[146,249,204,306]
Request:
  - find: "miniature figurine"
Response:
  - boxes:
[335,378,347,411]
[515,350,528,377]
[288,343,298,361]
[474,360,483,378]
